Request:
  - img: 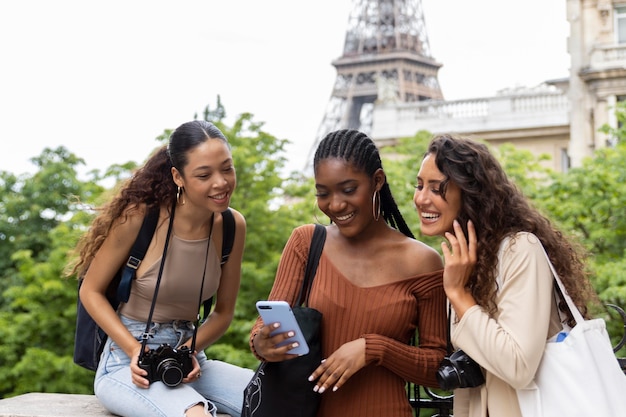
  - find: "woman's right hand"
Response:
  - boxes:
[130,344,150,389]
[442,219,478,319]
[253,322,301,362]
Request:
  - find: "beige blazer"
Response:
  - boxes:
[450,233,563,417]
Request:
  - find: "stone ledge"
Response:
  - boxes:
[0,393,113,417]
[0,393,230,417]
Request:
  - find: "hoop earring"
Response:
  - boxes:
[176,186,186,205]
[372,190,381,221]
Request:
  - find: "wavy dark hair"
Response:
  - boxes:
[68,120,228,277]
[426,134,597,324]
[313,129,414,238]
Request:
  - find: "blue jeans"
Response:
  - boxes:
[94,315,254,417]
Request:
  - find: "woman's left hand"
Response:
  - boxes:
[183,353,202,383]
[307,338,366,394]
[442,219,477,318]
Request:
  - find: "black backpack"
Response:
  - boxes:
[73,208,236,371]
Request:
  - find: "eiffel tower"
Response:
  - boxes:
[305,0,443,171]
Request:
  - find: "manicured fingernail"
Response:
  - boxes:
[292,343,299,349]
[319,387,326,394]
[308,375,314,381]
[333,386,338,392]
[313,385,319,392]
[287,331,295,337]
[272,322,280,328]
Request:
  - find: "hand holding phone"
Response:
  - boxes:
[256,300,309,355]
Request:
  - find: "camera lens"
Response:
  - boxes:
[157,358,184,387]
[436,365,462,391]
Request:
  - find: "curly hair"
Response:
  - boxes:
[313,129,414,238]
[67,120,229,278]
[426,134,598,324]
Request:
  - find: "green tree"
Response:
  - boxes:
[0,211,98,396]
[536,141,626,353]
[0,148,87,295]
[0,146,141,397]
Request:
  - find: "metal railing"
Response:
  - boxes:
[408,304,626,417]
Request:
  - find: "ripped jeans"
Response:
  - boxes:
[94,315,254,417]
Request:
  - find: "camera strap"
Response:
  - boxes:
[139,200,176,360]
[446,302,453,354]
[137,200,215,362]
[189,213,214,354]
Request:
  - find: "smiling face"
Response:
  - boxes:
[315,158,380,237]
[172,139,236,212]
[413,153,462,237]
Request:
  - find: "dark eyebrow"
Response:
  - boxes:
[337,179,358,186]
[315,179,358,189]
[416,175,445,185]
[191,157,233,173]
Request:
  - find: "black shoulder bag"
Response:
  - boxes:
[241,224,326,417]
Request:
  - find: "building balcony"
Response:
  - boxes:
[371,85,570,142]
[589,43,626,70]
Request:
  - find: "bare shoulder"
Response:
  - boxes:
[403,235,444,272]
[383,229,443,277]
[110,203,147,237]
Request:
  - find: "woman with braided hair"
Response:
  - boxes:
[249,129,447,416]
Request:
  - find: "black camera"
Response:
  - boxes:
[138,344,193,387]
[436,349,485,391]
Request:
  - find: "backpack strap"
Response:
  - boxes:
[201,209,236,320]
[220,208,235,265]
[117,206,160,303]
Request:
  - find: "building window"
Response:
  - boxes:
[616,6,626,43]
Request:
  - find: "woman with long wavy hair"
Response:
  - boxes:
[69,120,253,417]
[413,134,598,417]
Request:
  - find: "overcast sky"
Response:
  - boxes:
[0,0,569,178]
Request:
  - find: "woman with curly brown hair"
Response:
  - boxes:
[413,134,598,417]
[71,120,253,417]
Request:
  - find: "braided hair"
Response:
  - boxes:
[313,129,414,238]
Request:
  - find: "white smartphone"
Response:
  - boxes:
[256,300,309,355]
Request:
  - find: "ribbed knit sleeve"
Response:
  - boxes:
[249,224,314,359]
[361,270,447,387]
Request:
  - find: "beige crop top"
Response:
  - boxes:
[119,235,221,323]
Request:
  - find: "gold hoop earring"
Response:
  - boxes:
[372,190,381,221]
[176,186,186,205]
